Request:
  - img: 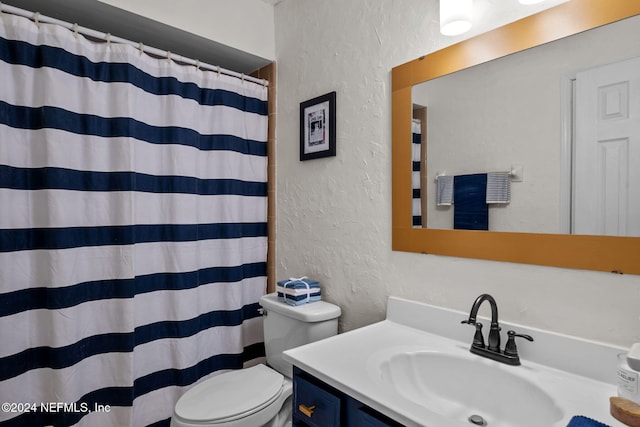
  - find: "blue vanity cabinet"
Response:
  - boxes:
[292,366,403,427]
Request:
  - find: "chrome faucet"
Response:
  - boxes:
[461,294,533,366]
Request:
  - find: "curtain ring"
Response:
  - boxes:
[217,66,221,77]
[166,51,171,63]
[105,33,112,47]
[72,23,79,38]
[195,59,200,70]
[33,12,40,27]
[138,42,144,56]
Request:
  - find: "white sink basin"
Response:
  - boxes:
[285,298,622,427]
[378,350,563,427]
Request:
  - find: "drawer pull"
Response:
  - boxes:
[298,404,316,417]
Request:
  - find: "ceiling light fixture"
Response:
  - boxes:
[440,0,473,36]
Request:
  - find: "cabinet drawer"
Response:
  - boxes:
[294,376,341,427]
[354,408,398,427]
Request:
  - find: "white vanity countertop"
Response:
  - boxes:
[283,297,627,427]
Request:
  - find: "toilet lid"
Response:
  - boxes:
[174,364,285,423]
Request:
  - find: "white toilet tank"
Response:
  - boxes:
[259,293,341,378]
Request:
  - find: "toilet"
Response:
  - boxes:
[170,292,341,427]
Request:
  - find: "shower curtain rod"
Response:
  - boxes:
[0,2,269,86]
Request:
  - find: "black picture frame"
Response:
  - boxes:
[300,91,336,161]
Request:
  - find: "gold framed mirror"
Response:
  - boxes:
[392,0,640,274]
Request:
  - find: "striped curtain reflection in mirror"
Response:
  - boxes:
[412,119,422,228]
[0,11,267,427]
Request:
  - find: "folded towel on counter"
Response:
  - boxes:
[566,415,610,427]
[486,172,511,204]
[454,174,489,230]
[276,277,321,306]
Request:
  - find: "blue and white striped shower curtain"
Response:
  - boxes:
[0,11,267,427]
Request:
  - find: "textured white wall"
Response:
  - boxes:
[274,0,640,348]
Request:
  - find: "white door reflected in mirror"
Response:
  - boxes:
[573,56,640,237]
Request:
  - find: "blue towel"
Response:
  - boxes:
[277,292,322,306]
[276,278,320,289]
[454,173,488,230]
[566,416,610,427]
[276,277,321,306]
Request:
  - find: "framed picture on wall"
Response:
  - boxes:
[300,91,336,161]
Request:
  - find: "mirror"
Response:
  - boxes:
[411,15,640,235]
[392,0,640,274]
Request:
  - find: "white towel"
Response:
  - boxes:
[437,175,454,206]
[486,172,511,204]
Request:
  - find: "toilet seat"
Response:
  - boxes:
[173,364,287,424]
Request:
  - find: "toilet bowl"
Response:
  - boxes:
[170,293,341,427]
[170,365,292,427]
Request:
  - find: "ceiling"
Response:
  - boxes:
[4,0,273,73]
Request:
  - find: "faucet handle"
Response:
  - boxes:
[462,320,485,348]
[504,330,534,357]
